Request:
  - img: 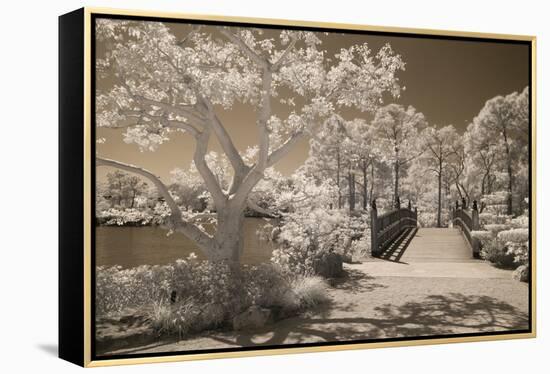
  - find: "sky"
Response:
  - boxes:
[95,19,530,183]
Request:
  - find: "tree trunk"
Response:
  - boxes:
[130,189,136,209]
[369,162,375,206]
[362,159,368,211]
[437,159,442,228]
[337,149,342,209]
[507,159,513,215]
[455,182,464,201]
[502,130,513,215]
[394,160,399,204]
[348,170,355,211]
[212,204,245,263]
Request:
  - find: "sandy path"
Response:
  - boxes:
[106,256,529,356]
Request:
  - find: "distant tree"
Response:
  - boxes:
[105,170,125,207]
[421,125,460,227]
[446,134,471,204]
[471,87,529,215]
[95,182,111,214]
[307,115,349,209]
[307,116,378,211]
[104,170,148,208]
[345,119,377,211]
[372,104,426,205]
[126,175,148,208]
[463,122,497,197]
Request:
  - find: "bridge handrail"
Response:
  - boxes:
[371,200,417,256]
[451,200,481,257]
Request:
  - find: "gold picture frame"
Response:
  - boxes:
[59,7,536,367]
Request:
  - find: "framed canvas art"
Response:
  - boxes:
[59,7,536,367]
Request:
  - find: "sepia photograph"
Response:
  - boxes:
[92,14,532,359]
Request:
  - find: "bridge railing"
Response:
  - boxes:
[451,199,481,257]
[371,199,417,256]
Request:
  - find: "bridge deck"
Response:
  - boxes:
[370,227,513,279]
[400,228,474,263]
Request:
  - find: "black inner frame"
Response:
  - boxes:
[90,12,533,361]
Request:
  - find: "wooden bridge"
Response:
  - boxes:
[370,198,482,262]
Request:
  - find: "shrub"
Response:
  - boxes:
[510,214,529,229]
[96,257,326,337]
[96,256,244,319]
[480,238,517,268]
[97,208,153,226]
[417,211,438,228]
[96,202,171,226]
[244,263,294,310]
[471,231,493,247]
[469,210,530,269]
[96,264,171,316]
[350,234,371,258]
[512,265,529,282]
[271,208,368,274]
[485,224,510,235]
[497,228,529,243]
[498,228,529,265]
[148,298,226,336]
[291,275,329,309]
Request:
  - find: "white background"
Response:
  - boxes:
[0,0,547,372]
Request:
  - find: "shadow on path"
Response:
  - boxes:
[209,292,529,347]
[329,268,388,294]
[376,228,417,263]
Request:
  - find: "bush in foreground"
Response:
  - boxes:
[291,275,330,309]
[96,256,329,337]
[512,265,529,282]
[269,208,368,275]
[471,224,529,270]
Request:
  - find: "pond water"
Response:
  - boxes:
[95,218,277,268]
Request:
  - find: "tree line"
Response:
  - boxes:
[95,19,529,264]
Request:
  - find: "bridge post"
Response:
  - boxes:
[472,200,479,230]
[371,199,379,256]
[414,207,418,227]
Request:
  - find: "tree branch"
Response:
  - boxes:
[267,132,305,167]
[219,29,267,68]
[272,36,297,71]
[120,109,201,137]
[134,95,206,126]
[192,130,227,208]
[96,157,216,254]
[196,94,249,194]
[256,69,273,169]
[247,198,280,218]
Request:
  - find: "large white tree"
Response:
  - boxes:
[95,20,405,263]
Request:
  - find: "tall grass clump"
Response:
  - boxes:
[291,275,330,309]
[96,255,329,337]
